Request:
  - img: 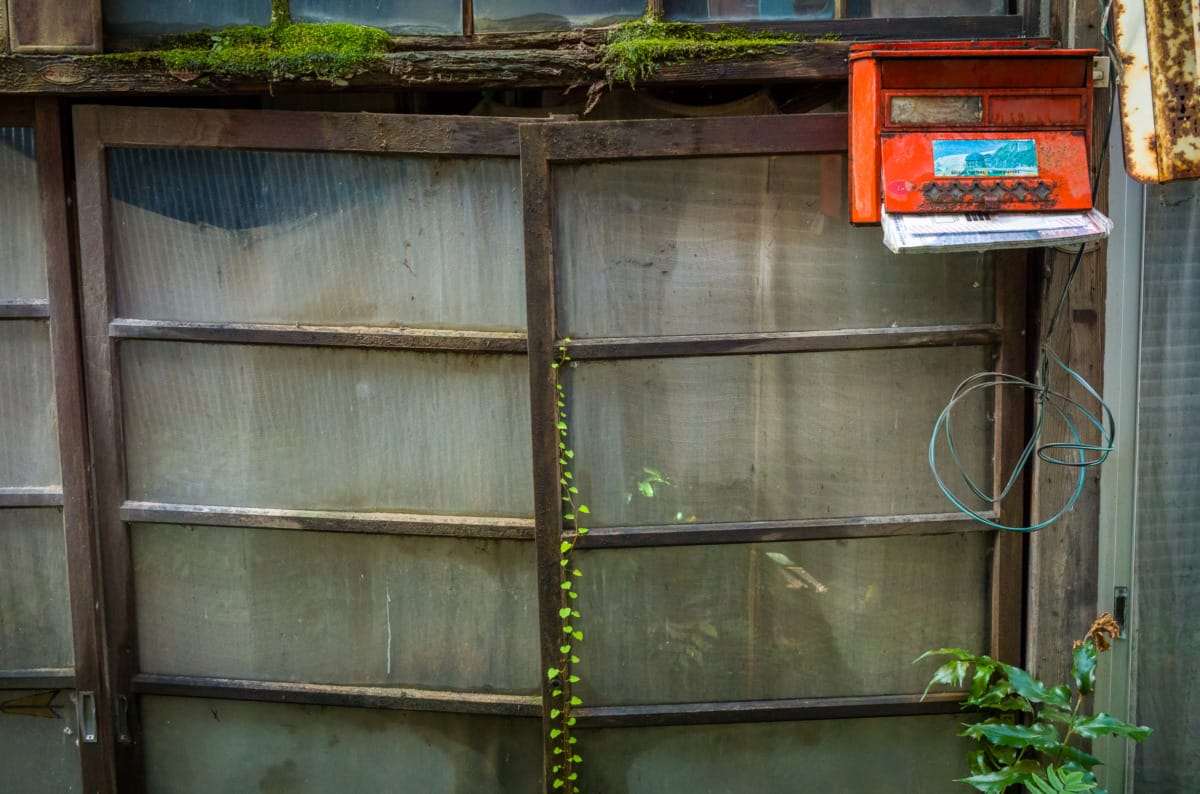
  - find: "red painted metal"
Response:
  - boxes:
[849,40,1097,224]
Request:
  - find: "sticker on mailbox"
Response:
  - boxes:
[932,139,1038,177]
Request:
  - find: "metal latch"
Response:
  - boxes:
[1113,585,1129,638]
[77,691,98,743]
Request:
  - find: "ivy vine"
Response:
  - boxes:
[547,338,588,792]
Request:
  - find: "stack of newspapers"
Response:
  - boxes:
[881,207,1113,254]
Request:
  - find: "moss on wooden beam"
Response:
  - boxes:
[603,18,839,86]
[0,39,848,94]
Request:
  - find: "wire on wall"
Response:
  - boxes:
[929,8,1119,532]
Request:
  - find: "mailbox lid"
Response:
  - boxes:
[880,131,1093,213]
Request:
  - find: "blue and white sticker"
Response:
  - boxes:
[932,139,1038,177]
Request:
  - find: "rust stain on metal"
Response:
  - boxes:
[1117,0,1200,182]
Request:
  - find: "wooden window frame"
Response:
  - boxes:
[67,105,1033,793]
[0,98,113,791]
[71,106,544,793]
[520,114,1029,768]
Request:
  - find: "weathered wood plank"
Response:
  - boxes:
[576,512,995,549]
[574,691,966,728]
[110,319,528,354]
[0,485,63,507]
[8,0,100,53]
[131,674,542,717]
[0,45,847,94]
[0,299,48,318]
[1027,0,1108,686]
[566,324,1000,360]
[120,501,535,540]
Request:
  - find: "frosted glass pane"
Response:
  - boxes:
[580,715,973,792]
[567,348,992,525]
[292,0,461,33]
[575,533,989,704]
[121,343,533,516]
[863,0,1006,15]
[0,129,46,300]
[557,156,992,337]
[0,509,72,670]
[0,690,82,794]
[133,524,539,692]
[142,696,541,794]
[103,0,270,34]
[110,149,525,330]
[0,321,59,489]
[475,0,642,31]
[664,0,834,21]
[1132,179,1200,791]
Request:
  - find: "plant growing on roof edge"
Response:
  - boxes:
[548,338,587,792]
[918,614,1150,794]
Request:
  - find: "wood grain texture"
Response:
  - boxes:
[110,320,528,353]
[8,0,101,53]
[119,501,535,539]
[1027,0,1108,687]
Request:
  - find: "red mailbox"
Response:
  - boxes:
[849,40,1097,224]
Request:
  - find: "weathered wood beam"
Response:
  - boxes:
[0,42,848,94]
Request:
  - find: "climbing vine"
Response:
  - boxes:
[547,339,588,792]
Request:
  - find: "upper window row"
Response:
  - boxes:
[104,0,1015,36]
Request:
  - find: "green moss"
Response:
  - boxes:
[99,19,392,83]
[602,18,836,86]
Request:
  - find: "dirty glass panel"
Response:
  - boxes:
[0,321,60,489]
[856,0,1008,16]
[663,0,835,21]
[103,0,270,34]
[141,696,541,794]
[121,342,533,516]
[292,0,461,33]
[109,149,525,330]
[579,715,973,792]
[0,690,82,794]
[556,156,992,337]
[567,347,992,525]
[133,524,539,692]
[574,533,989,703]
[0,128,46,301]
[474,0,642,32]
[0,509,72,670]
[1132,179,1200,791]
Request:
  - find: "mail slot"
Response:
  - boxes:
[849,40,1097,224]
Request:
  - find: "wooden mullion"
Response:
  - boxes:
[131,675,542,718]
[521,124,566,794]
[73,104,145,794]
[538,113,848,162]
[36,97,117,794]
[575,512,996,549]
[462,0,474,36]
[989,250,1031,666]
[0,486,64,507]
[87,106,522,156]
[565,325,1000,361]
[574,691,966,729]
[119,501,535,541]
[0,299,50,318]
[109,319,527,354]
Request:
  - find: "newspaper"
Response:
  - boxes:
[881,207,1113,254]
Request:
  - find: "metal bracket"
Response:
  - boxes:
[1114,585,1130,637]
[1093,56,1111,88]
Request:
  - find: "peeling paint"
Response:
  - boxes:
[1116,0,1200,182]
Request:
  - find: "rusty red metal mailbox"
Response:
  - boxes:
[849,40,1098,224]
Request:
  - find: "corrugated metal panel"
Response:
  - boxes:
[1115,0,1200,182]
